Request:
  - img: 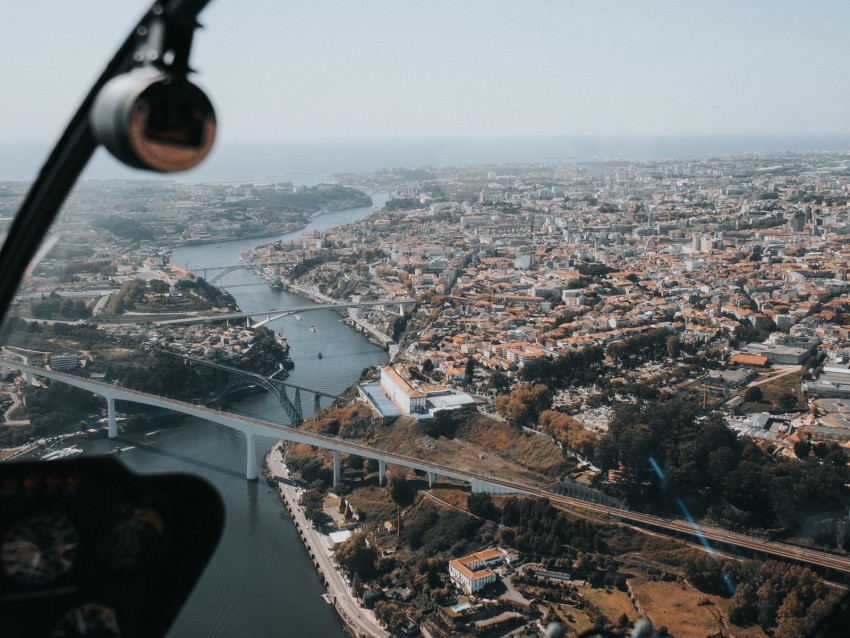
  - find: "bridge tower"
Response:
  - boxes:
[107,396,117,438]
[246,434,258,481]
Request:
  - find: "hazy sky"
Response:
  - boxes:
[4,1,850,144]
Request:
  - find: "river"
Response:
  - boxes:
[78,188,389,637]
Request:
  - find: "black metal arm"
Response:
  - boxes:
[0,0,211,326]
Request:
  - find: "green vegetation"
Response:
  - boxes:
[23,381,101,438]
[53,260,115,278]
[519,346,605,389]
[606,328,674,370]
[383,198,422,211]
[235,326,291,376]
[299,489,330,527]
[94,217,154,241]
[334,531,378,579]
[577,263,615,277]
[494,384,552,426]
[684,552,836,635]
[0,317,106,350]
[102,276,236,315]
[31,295,91,319]
[118,351,216,402]
[221,184,371,214]
[593,396,850,540]
[284,397,842,637]
[105,279,148,314]
[118,327,289,400]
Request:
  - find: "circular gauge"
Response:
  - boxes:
[52,603,121,638]
[96,504,165,575]
[2,511,78,585]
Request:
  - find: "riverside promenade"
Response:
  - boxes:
[265,444,389,638]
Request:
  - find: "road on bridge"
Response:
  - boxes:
[6,360,850,577]
[153,299,416,327]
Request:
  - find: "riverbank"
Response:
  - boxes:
[265,442,389,638]
[279,281,398,355]
[173,191,373,248]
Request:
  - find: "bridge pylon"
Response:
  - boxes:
[107,397,117,438]
[246,434,258,480]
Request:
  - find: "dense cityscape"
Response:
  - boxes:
[4,150,850,636]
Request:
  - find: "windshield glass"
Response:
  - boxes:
[2,2,849,637]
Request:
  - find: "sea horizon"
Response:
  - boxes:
[3,133,850,183]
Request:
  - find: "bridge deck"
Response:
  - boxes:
[154,299,416,326]
[4,359,850,576]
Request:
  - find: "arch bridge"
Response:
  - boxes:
[173,354,337,426]
[192,261,300,285]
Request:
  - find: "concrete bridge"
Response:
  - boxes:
[153,299,416,327]
[0,360,521,494]
[6,362,850,577]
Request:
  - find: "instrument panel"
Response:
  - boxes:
[0,458,223,637]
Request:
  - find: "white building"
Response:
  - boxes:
[448,548,517,594]
[379,366,427,415]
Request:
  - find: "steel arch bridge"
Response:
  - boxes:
[208,264,255,285]
[176,354,337,427]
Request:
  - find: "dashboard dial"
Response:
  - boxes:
[2,511,78,585]
[97,504,165,575]
[51,603,121,638]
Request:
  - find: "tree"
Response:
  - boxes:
[298,489,329,527]
[468,493,500,521]
[666,334,681,359]
[421,358,434,375]
[334,532,377,579]
[351,572,363,596]
[149,279,169,298]
[730,582,757,625]
[488,370,511,395]
[387,473,415,506]
[793,438,811,459]
[777,392,797,411]
[372,601,408,633]
[464,356,476,385]
[744,386,763,403]
[539,410,575,440]
[494,384,552,426]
